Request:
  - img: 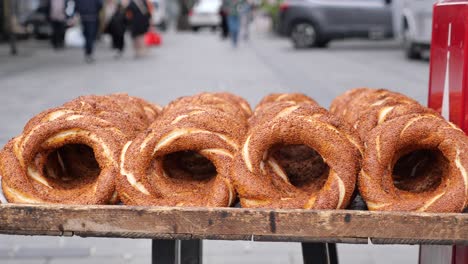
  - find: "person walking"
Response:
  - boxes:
[74,0,103,63]
[126,0,152,58]
[104,0,127,58]
[240,0,252,41]
[223,0,245,47]
[48,0,67,50]
[219,4,229,39]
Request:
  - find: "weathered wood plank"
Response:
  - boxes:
[0,204,466,245]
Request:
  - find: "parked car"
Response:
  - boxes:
[277,0,394,49]
[188,0,222,32]
[23,3,51,39]
[22,0,75,39]
[393,0,435,59]
[150,0,168,31]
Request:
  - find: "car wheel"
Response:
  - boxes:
[403,25,420,59]
[291,21,330,49]
[291,22,322,49]
[191,26,200,32]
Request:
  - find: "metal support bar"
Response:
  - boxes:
[302,243,338,264]
[180,240,203,264]
[153,239,339,264]
[152,239,177,264]
[152,240,203,264]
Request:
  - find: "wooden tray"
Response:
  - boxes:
[0,204,466,245]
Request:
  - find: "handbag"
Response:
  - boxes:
[144,30,162,46]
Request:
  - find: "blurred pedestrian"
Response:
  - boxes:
[177,0,195,31]
[240,0,252,41]
[126,0,152,58]
[48,0,67,50]
[223,0,245,47]
[75,0,103,63]
[104,0,127,58]
[219,4,229,39]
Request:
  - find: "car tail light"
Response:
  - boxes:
[189,10,193,16]
[279,2,289,11]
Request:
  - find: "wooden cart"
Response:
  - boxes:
[0,204,466,264]
[1,1,468,264]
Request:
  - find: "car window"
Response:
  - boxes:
[195,0,221,8]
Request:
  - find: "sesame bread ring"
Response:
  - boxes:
[211,92,253,117]
[253,93,318,117]
[329,88,371,118]
[118,105,246,207]
[250,102,364,155]
[256,93,318,109]
[233,104,361,209]
[24,94,161,139]
[360,113,468,212]
[156,106,248,141]
[251,92,319,129]
[354,103,440,140]
[251,96,363,187]
[23,106,147,139]
[249,102,363,190]
[330,88,418,125]
[0,94,160,204]
[62,94,161,133]
[0,115,125,204]
[250,101,300,125]
[163,92,252,119]
[251,93,321,122]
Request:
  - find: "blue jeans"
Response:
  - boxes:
[227,15,240,47]
[82,20,99,56]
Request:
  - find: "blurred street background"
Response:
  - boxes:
[0,0,435,263]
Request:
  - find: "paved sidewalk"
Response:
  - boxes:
[0,235,418,264]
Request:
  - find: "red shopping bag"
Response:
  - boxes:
[144,30,162,46]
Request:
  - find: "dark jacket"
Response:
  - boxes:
[126,0,152,37]
[106,4,127,36]
[74,0,103,21]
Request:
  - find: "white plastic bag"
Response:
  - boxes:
[65,26,85,48]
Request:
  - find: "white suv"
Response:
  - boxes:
[150,0,168,31]
[393,0,436,59]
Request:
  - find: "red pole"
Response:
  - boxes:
[426,1,468,263]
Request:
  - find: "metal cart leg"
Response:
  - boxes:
[152,239,177,264]
[302,242,338,264]
[419,245,468,264]
[180,240,203,264]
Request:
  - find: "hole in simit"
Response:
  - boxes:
[43,144,101,185]
[162,150,217,181]
[269,144,329,191]
[392,149,446,193]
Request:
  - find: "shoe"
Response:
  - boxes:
[85,56,95,64]
[114,51,123,59]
